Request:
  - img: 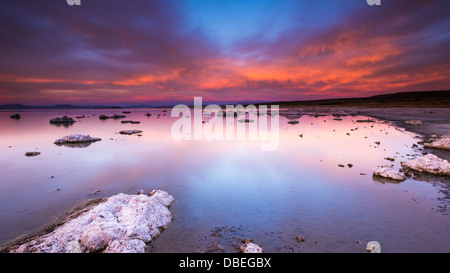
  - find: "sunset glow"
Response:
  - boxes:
[0,0,449,105]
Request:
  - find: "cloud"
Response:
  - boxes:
[0,0,448,105]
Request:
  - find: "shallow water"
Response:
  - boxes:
[0,108,449,252]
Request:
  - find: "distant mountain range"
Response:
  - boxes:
[0,103,159,110]
[1,90,449,109]
[260,90,450,107]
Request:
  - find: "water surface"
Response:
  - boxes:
[0,108,449,252]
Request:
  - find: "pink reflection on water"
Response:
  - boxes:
[0,109,449,252]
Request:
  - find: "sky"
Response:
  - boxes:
[0,0,449,106]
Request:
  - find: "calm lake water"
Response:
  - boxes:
[0,108,449,252]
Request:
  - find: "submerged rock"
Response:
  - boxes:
[240,242,263,253]
[54,134,101,145]
[424,136,450,150]
[373,167,406,181]
[49,116,75,124]
[10,113,21,119]
[400,154,450,176]
[119,130,143,135]
[7,190,175,253]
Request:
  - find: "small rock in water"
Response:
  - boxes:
[54,134,101,145]
[10,113,21,119]
[119,130,143,135]
[240,242,263,253]
[49,116,75,124]
[404,120,422,125]
[356,119,375,123]
[25,152,41,157]
[99,114,126,120]
[121,120,141,124]
[338,164,345,168]
[424,136,450,150]
[287,120,299,125]
[373,167,406,181]
[295,236,305,242]
[401,154,450,176]
[366,241,381,253]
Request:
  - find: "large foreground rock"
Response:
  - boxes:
[373,167,406,181]
[8,190,175,253]
[424,136,450,150]
[401,154,450,176]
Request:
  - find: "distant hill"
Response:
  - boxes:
[1,90,449,109]
[0,103,151,110]
[259,90,450,107]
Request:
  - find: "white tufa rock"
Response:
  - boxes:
[424,136,450,150]
[404,120,422,125]
[54,134,101,144]
[9,190,175,253]
[373,167,406,181]
[240,242,263,253]
[366,241,381,253]
[401,154,450,176]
